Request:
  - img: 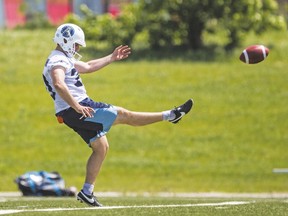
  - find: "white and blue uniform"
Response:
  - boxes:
[43,50,88,113]
[42,50,117,145]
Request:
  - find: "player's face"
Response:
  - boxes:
[75,43,80,52]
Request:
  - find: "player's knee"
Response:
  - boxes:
[116,107,134,125]
[90,139,109,153]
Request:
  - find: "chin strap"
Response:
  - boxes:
[74,52,82,61]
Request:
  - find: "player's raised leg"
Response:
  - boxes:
[114,99,193,126]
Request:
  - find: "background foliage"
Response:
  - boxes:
[66,0,286,50]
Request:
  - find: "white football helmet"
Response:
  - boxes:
[53,23,86,60]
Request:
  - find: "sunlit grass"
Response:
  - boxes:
[0,197,287,216]
[0,29,287,193]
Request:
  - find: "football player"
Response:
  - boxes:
[42,23,193,207]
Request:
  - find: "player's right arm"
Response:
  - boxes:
[51,66,94,118]
[75,45,131,74]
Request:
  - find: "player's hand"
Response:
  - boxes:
[111,45,131,62]
[75,105,95,119]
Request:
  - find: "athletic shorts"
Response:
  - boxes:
[57,98,117,146]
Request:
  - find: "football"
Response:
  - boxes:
[239,45,269,64]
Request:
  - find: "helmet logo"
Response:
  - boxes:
[61,26,75,38]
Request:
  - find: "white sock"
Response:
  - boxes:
[162,110,176,121]
[83,183,94,195]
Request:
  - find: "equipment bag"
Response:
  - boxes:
[15,171,76,196]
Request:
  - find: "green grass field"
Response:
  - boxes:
[0,195,287,216]
[0,28,287,197]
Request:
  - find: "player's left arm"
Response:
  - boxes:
[75,45,131,74]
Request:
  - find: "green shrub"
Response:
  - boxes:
[65,4,138,49]
[66,0,286,51]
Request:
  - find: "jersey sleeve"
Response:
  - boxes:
[46,55,71,74]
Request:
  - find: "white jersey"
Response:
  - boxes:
[42,50,88,114]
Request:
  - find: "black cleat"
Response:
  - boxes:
[169,99,193,124]
[77,190,103,207]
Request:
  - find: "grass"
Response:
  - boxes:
[0,196,287,216]
[0,29,287,194]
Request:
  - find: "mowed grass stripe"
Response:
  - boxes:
[0,201,250,215]
[0,197,287,216]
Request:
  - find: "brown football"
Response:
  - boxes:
[239,45,269,64]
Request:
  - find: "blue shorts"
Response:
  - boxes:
[58,98,117,146]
